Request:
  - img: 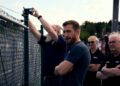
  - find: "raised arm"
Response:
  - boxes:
[28,20,41,41]
[31,8,58,41]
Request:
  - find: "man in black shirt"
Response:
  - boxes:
[84,35,104,86]
[96,32,120,86]
[28,8,66,86]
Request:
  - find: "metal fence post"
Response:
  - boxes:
[111,0,119,32]
[40,25,44,86]
[23,8,29,86]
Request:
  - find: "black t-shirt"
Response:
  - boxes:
[84,49,105,86]
[61,41,91,86]
[38,35,66,76]
[102,54,120,86]
[90,49,105,64]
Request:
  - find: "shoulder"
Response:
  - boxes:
[55,35,66,44]
[73,41,89,52]
[58,35,65,41]
[70,41,90,56]
[52,35,66,47]
[65,41,91,64]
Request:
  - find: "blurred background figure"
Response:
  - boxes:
[96,32,120,86]
[84,35,105,86]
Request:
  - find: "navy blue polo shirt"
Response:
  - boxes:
[61,41,91,86]
[38,35,66,76]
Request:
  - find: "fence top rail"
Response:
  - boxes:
[0,8,28,29]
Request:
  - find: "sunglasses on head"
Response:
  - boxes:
[88,41,94,44]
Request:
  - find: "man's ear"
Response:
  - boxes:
[75,29,80,34]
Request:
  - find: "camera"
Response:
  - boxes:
[23,8,33,15]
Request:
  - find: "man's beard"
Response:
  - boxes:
[66,37,76,45]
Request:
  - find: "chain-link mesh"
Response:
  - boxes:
[29,31,41,86]
[0,19,24,86]
[0,17,41,86]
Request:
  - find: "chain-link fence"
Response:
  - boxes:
[0,10,41,86]
[29,31,41,86]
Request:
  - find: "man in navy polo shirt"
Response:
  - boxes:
[54,20,91,86]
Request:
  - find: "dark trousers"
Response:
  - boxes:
[84,71,101,86]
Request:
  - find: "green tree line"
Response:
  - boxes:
[80,20,120,41]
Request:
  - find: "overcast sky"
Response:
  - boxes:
[0,0,120,29]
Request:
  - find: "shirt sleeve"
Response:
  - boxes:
[54,35,66,48]
[65,46,83,64]
[38,35,46,46]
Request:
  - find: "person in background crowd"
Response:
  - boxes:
[84,35,105,86]
[96,32,120,86]
[54,20,91,86]
[28,8,66,86]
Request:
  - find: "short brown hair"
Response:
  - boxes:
[62,20,80,30]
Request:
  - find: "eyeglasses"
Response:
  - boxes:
[88,41,94,44]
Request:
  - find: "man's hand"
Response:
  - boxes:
[54,60,73,76]
[116,65,120,69]
[101,64,108,74]
[31,8,40,17]
[54,66,60,75]
[101,65,112,77]
[96,71,108,80]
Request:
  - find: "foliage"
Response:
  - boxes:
[80,20,119,41]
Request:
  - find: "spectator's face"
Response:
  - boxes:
[63,24,76,44]
[88,38,97,50]
[108,37,120,54]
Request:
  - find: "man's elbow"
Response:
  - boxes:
[96,71,108,80]
[96,71,102,79]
